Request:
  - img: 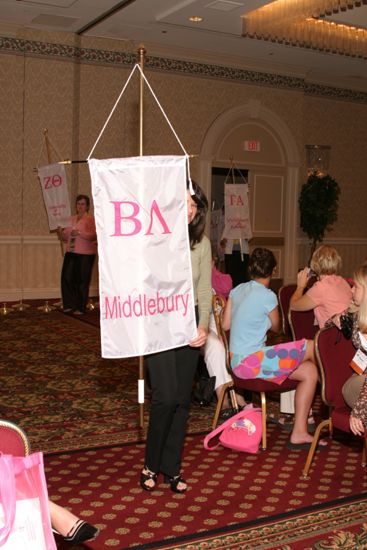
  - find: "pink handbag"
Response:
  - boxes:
[204,404,262,454]
[0,452,56,549]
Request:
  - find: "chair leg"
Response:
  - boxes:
[260,392,267,450]
[301,419,331,479]
[229,386,239,410]
[212,381,234,429]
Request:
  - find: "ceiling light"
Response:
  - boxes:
[189,16,203,23]
[242,1,367,58]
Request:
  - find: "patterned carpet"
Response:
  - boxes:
[2,304,367,549]
[0,307,216,453]
[45,432,367,549]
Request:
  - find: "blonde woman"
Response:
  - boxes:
[290,245,352,329]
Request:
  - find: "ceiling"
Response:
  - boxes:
[1,0,367,91]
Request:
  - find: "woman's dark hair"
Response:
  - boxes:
[76,194,90,211]
[187,180,208,248]
[248,248,277,279]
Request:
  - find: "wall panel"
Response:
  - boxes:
[0,236,98,301]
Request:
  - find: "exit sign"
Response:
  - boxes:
[244,140,260,152]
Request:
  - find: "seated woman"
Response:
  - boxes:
[280,245,353,431]
[341,263,367,436]
[290,245,352,329]
[222,247,323,449]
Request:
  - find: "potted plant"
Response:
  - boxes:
[299,171,340,262]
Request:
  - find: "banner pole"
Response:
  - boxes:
[44,128,52,164]
[38,129,57,313]
[11,60,30,313]
[138,45,146,429]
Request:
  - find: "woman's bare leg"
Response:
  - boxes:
[48,501,79,536]
[288,357,318,445]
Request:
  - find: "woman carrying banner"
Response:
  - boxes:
[140,180,212,493]
[57,194,97,315]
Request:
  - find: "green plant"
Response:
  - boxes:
[299,172,340,261]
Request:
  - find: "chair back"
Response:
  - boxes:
[0,419,31,456]
[315,325,355,409]
[302,324,365,478]
[278,284,296,339]
[212,294,231,374]
[289,308,318,341]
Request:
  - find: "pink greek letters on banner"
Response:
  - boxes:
[89,156,197,358]
[37,163,71,230]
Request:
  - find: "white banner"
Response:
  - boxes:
[222,183,252,241]
[89,155,197,358]
[37,164,71,230]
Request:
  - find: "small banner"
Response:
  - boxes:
[37,163,71,230]
[89,155,197,358]
[222,183,252,241]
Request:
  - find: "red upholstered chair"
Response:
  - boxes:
[279,279,319,342]
[288,308,318,341]
[302,325,367,478]
[278,284,296,340]
[211,294,298,450]
[0,419,31,456]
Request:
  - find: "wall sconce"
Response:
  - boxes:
[305,145,331,176]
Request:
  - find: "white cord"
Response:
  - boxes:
[86,63,193,189]
[135,64,189,158]
[87,64,139,160]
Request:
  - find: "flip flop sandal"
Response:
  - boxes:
[287,439,328,451]
[268,415,294,432]
[269,414,316,433]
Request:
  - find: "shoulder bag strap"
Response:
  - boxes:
[203,409,249,450]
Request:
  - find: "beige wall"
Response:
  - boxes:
[1,28,366,300]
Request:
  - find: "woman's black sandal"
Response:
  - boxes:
[140,468,158,491]
[164,474,187,493]
[53,520,100,545]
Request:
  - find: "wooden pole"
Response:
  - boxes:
[138,46,146,429]
[44,128,52,163]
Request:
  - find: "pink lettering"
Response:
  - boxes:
[111,201,142,236]
[229,195,244,206]
[145,200,171,235]
[52,174,62,187]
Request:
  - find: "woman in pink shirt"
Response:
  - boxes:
[290,245,352,329]
[57,195,97,314]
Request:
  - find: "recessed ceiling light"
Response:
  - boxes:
[189,16,204,23]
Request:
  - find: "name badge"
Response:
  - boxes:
[350,349,367,375]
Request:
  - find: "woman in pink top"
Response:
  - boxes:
[290,245,352,328]
[57,195,97,314]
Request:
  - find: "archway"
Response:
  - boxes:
[199,101,301,284]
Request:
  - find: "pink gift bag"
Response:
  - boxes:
[0,452,56,549]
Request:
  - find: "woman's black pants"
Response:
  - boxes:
[61,252,95,312]
[144,345,200,477]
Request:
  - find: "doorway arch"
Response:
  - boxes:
[199,101,301,284]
